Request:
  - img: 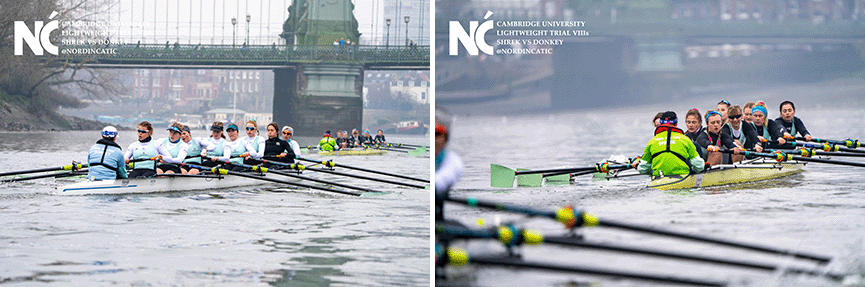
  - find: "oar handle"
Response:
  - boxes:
[796,137,860,148]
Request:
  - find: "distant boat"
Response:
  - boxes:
[372,120,429,135]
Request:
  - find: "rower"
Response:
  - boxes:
[435,107,463,220]
[155,123,190,174]
[684,109,705,158]
[751,103,787,148]
[652,112,664,128]
[201,121,229,168]
[240,120,266,166]
[124,121,167,178]
[281,126,301,156]
[262,122,294,166]
[335,130,348,149]
[350,129,361,147]
[776,100,812,142]
[695,111,742,165]
[180,125,210,175]
[374,129,387,145]
[636,111,705,177]
[721,105,762,153]
[716,100,731,124]
[319,131,337,151]
[87,126,127,181]
[223,123,249,171]
[742,102,756,124]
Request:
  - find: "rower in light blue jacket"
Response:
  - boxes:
[87,126,128,181]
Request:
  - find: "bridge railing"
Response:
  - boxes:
[59,44,430,66]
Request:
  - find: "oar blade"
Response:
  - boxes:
[490,164,516,188]
[516,168,543,187]
[415,146,427,153]
[300,148,310,154]
[544,174,571,185]
[408,149,422,157]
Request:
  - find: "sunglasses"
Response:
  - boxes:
[728,114,742,120]
[246,127,256,131]
[137,129,148,133]
[282,132,292,135]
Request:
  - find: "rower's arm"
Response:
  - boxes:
[794,117,810,137]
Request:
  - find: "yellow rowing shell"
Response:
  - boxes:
[647,162,804,190]
[318,149,388,156]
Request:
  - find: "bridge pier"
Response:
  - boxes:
[273,63,364,137]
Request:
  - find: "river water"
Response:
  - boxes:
[0,131,430,286]
[439,104,865,286]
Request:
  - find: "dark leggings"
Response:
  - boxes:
[128,169,156,178]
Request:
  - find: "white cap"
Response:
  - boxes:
[101,126,118,139]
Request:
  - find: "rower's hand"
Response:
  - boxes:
[707,145,719,152]
[777,137,786,145]
[732,147,742,155]
[125,159,130,164]
[733,139,742,148]
[755,145,764,152]
[241,152,250,159]
[154,155,163,161]
[201,151,208,157]
[805,134,812,141]
[278,152,287,158]
[757,136,766,143]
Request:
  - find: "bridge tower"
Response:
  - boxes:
[274,0,364,137]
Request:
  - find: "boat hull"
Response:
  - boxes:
[57,173,284,195]
[318,149,387,156]
[647,161,804,190]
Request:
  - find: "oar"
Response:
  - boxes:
[796,148,865,158]
[0,162,88,178]
[391,143,428,149]
[436,222,843,280]
[299,145,319,154]
[442,195,832,264]
[491,163,631,188]
[212,160,381,193]
[2,170,89,182]
[714,148,865,168]
[436,245,727,287]
[294,156,429,183]
[180,163,360,196]
[788,141,865,154]
[794,136,860,148]
[257,159,426,189]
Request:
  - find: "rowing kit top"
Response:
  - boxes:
[264,137,294,163]
[157,137,189,164]
[242,135,266,159]
[285,138,301,156]
[319,136,337,151]
[182,138,214,164]
[87,138,128,180]
[638,125,705,177]
[695,129,737,151]
[201,136,228,160]
[224,137,248,164]
[775,116,810,138]
[754,119,785,147]
[435,150,464,195]
[374,134,386,143]
[125,136,172,170]
[721,122,759,149]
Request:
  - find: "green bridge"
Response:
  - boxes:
[58,44,430,70]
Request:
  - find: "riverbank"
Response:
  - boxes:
[0,94,106,131]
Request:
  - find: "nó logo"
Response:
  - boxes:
[449,11,494,56]
[14,11,60,56]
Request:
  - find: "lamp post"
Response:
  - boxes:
[386,18,391,47]
[404,16,410,46]
[245,14,250,45]
[231,17,237,48]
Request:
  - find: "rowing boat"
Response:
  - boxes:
[318,148,387,156]
[56,173,293,195]
[647,159,805,190]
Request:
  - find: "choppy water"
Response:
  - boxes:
[0,131,430,286]
[440,106,865,286]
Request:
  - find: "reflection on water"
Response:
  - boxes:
[0,131,430,286]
